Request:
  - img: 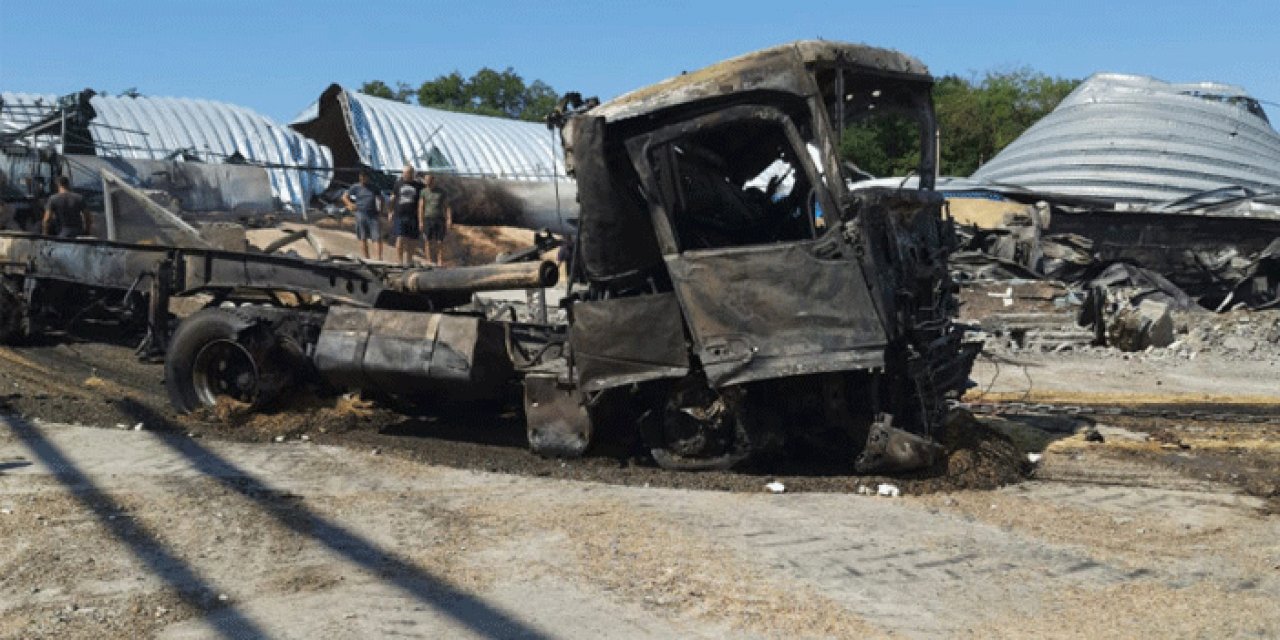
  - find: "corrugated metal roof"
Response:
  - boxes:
[1,91,331,211]
[969,73,1280,205]
[294,86,565,180]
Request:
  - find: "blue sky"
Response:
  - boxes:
[3,0,1277,122]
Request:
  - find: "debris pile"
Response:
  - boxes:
[951,196,1280,354]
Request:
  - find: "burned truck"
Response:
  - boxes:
[0,41,977,472]
[534,41,979,469]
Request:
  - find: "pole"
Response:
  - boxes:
[58,108,67,156]
[101,173,117,241]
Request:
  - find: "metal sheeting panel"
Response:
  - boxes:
[1,92,332,211]
[335,88,565,180]
[969,73,1280,205]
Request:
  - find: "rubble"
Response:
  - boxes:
[876,484,901,498]
[948,190,1280,355]
[1106,299,1175,351]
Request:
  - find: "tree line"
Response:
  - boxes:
[359,67,558,123]
[362,67,1080,177]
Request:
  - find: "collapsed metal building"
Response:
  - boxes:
[290,84,577,232]
[291,84,566,181]
[969,72,1280,210]
[1,85,579,232]
[1,91,332,212]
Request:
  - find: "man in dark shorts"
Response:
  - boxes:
[388,165,423,265]
[341,169,384,260]
[418,172,452,266]
[42,176,92,238]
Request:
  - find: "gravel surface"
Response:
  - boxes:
[1,418,1277,638]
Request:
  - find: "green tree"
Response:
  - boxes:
[841,113,921,178]
[419,67,560,121]
[466,67,525,117]
[366,68,561,122]
[359,80,396,100]
[520,80,559,122]
[415,71,467,111]
[358,80,414,102]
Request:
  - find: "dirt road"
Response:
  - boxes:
[2,414,1278,639]
[1,336,1279,638]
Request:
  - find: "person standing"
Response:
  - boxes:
[388,165,422,265]
[42,176,91,238]
[341,169,383,260]
[418,173,452,266]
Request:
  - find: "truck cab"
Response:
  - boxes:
[533,41,978,470]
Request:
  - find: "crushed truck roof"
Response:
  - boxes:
[591,40,931,122]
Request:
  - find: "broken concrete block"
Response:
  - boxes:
[1137,299,1175,347]
[1221,335,1256,352]
[1107,298,1175,351]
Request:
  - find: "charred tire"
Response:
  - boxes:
[0,279,26,344]
[165,308,290,414]
[643,377,759,471]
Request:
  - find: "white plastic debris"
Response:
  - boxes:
[876,483,901,498]
[1027,453,1043,464]
[764,481,786,494]
[856,485,873,496]
[132,423,144,431]
[273,435,286,443]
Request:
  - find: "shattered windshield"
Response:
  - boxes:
[647,114,820,251]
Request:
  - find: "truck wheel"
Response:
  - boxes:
[165,308,289,414]
[0,279,26,345]
[645,377,753,471]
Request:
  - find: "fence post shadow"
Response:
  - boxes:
[114,398,553,640]
[2,413,267,639]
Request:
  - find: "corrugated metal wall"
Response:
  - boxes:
[1,92,332,211]
[329,88,566,180]
[969,73,1280,204]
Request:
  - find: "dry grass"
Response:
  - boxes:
[476,496,888,639]
[970,581,1280,639]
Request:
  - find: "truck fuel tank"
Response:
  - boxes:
[313,307,514,401]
